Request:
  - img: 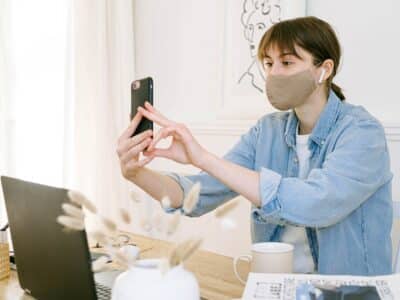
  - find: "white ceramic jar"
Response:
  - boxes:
[111,259,200,300]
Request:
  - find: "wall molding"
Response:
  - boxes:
[186,120,400,141]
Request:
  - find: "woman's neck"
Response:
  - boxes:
[295,87,329,135]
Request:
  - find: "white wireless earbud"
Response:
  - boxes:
[318,69,326,84]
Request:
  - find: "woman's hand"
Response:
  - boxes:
[116,111,155,180]
[138,102,209,168]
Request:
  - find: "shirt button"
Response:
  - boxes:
[293,157,298,163]
[321,140,325,145]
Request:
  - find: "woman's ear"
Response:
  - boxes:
[319,59,334,83]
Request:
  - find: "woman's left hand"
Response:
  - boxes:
[138,102,209,168]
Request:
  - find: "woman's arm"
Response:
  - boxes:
[116,109,185,207]
[197,151,262,207]
[128,167,184,208]
[140,102,392,228]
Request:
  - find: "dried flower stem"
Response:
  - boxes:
[67,190,98,214]
[89,230,111,247]
[119,208,132,224]
[180,238,203,262]
[161,196,171,209]
[166,211,181,236]
[57,215,85,231]
[214,199,239,218]
[100,217,118,235]
[62,203,85,220]
[129,190,141,203]
[183,182,201,214]
[92,256,109,272]
[168,238,203,268]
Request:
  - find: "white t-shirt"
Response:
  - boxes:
[280,131,315,273]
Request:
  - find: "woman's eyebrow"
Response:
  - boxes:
[264,52,301,59]
[280,52,296,57]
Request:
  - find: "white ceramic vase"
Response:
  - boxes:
[111,259,200,300]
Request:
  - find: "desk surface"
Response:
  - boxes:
[0,233,249,300]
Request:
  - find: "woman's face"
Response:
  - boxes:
[262,44,327,110]
[262,44,319,78]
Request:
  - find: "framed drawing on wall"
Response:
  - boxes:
[219,0,307,120]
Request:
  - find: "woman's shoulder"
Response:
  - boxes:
[339,101,384,129]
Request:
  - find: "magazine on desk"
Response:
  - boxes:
[242,272,400,300]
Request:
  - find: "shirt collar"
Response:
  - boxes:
[285,90,343,147]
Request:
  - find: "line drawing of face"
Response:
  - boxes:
[238,0,281,93]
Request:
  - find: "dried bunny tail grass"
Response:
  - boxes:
[140,218,153,232]
[214,199,240,218]
[112,250,134,269]
[67,190,98,214]
[180,238,203,262]
[168,242,184,268]
[119,208,132,224]
[129,189,141,203]
[152,213,164,233]
[161,196,171,209]
[62,203,85,220]
[57,215,85,231]
[100,217,118,234]
[101,245,128,270]
[158,258,169,275]
[182,182,201,214]
[89,230,111,247]
[168,238,202,268]
[166,211,181,236]
[92,256,109,272]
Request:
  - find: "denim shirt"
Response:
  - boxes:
[164,90,393,276]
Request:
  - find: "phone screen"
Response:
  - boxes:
[130,77,153,137]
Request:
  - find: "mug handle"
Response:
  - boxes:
[233,254,252,284]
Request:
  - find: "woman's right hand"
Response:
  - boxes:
[116,111,155,180]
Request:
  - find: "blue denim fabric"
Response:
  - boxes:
[164,90,393,275]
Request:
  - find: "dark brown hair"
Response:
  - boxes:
[257,16,345,100]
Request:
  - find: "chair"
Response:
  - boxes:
[393,201,400,273]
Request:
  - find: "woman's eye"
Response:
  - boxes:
[264,62,272,67]
[282,61,293,66]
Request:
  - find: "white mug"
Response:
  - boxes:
[233,242,294,284]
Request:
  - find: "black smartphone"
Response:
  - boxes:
[130,77,153,137]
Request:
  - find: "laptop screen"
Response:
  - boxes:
[1,176,98,300]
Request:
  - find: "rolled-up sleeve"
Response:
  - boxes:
[161,120,261,217]
[252,119,393,228]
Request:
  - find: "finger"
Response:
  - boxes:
[121,137,152,164]
[117,130,153,157]
[144,101,156,113]
[145,148,173,160]
[144,102,173,124]
[147,127,180,151]
[147,126,187,151]
[119,111,143,141]
[126,154,155,169]
[144,101,164,117]
[136,155,155,167]
[137,106,173,127]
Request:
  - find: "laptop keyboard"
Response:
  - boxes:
[95,282,111,300]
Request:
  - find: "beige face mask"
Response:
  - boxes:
[265,69,325,111]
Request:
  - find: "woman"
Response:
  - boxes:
[116,16,393,276]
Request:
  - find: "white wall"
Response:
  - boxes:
[131,0,400,258]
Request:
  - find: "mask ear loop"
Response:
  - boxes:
[318,69,326,84]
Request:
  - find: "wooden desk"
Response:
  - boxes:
[0,233,250,300]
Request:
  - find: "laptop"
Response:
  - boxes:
[1,175,121,300]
